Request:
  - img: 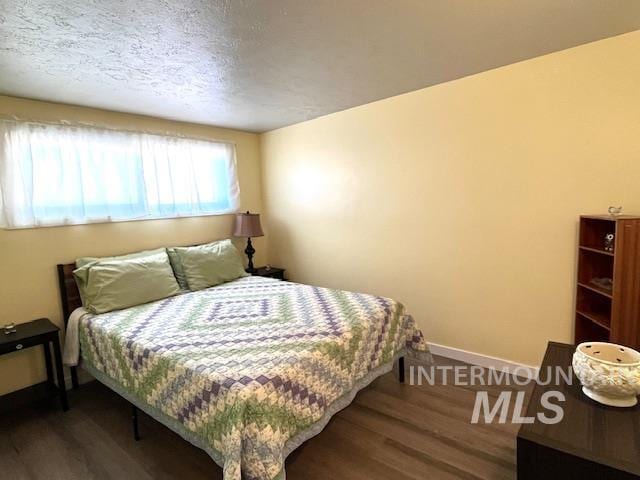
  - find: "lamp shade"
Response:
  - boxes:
[233,211,264,238]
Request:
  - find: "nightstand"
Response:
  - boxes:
[252,266,286,280]
[0,318,68,411]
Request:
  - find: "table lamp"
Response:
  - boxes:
[233,211,264,273]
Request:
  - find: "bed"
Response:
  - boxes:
[57,264,430,480]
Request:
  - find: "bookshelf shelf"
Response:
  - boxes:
[578,246,614,257]
[576,311,610,331]
[577,282,612,299]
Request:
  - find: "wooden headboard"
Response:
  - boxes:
[56,263,81,328]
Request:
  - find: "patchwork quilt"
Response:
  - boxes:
[78,276,430,480]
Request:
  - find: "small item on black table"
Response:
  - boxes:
[573,342,640,407]
[3,323,17,335]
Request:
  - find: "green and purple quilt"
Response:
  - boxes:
[78,276,430,480]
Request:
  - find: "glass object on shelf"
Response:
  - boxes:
[608,206,622,217]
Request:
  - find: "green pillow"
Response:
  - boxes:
[175,239,248,291]
[166,247,190,291]
[74,248,167,303]
[73,250,181,314]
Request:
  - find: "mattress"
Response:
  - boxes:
[68,276,430,480]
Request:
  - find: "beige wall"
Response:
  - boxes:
[260,31,640,367]
[0,96,266,395]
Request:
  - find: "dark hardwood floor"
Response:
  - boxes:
[0,356,531,479]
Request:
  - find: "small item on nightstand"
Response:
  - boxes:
[265,264,272,271]
[3,323,17,335]
[604,233,615,253]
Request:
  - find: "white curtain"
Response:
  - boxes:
[0,120,240,228]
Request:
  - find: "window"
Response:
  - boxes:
[0,120,240,228]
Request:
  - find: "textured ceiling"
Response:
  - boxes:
[1,1,640,132]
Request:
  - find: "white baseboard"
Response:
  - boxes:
[428,342,539,380]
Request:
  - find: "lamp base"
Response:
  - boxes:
[245,237,256,273]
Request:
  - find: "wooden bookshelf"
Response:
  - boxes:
[574,215,640,349]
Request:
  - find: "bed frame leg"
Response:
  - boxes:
[71,366,79,390]
[398,356,405,384]
[132,405,141,441]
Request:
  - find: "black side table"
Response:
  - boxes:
[517,341,640,479]
[0,318,68,411]
[252,266,286,280]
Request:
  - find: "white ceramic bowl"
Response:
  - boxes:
[572,342,640,407]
